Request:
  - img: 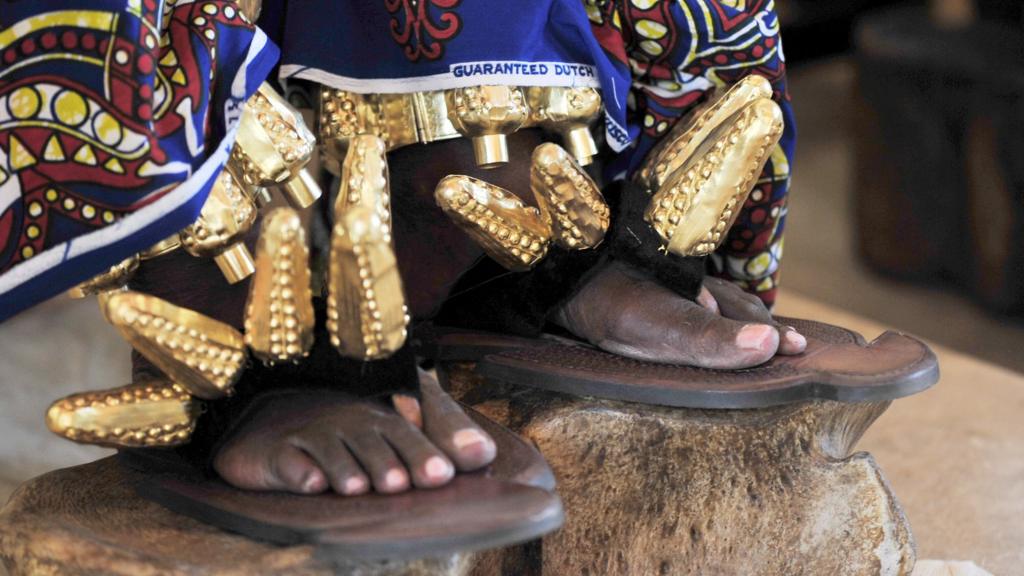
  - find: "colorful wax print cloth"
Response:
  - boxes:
[273,0,634,153]
[274,0,794,307]
[0,0,278,322]
[588,0,795,307]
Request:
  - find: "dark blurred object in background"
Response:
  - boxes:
[852,2,1024,317]
[780,0,1022,63]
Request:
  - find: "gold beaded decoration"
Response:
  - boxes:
[46,379,199,448]
[435,175,552,271]
[445,85,529,168]
[66,255,139,299]
[527,87,603,166]
[104,291,248,399]
[244,207,315,364]
[530,143,610,250]
[644,98,784,257]
[636,75,774,191]
[179,168,258,283]
[230,82,322,209]
[328,136,409,360]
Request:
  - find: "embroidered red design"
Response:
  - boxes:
[385,0,462,62]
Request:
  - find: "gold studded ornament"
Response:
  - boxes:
[636,75,774,191]
[46,379,199,448]
[527,87,602,166]
[244,207,315,364]
[328,135,410,361]
[179,168,258,283]
[643,97,784,257]
[229,82,323,209]
[104,291,248,399]
[530,143,609,250]
[435,175,553,271]
[66,255,139,299]
[445,85,529,168]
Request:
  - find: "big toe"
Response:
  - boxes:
[214,442,327,494]
[419,373,497,471]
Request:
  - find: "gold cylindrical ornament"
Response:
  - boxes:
[328,136,409,361]
[445,86,528,168]
[179,168,258,284]
[67,255,139,299]
[530,143,610,250]
[45,379,199,448]
[636,75,774,190]
[232,82,322,209]
[645,98,784,257]
[244,207,315,364]
[527,87,602,166]
[104,291,248,399]
[434,175,552,271]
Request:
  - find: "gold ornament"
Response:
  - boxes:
[179,168,258,284]
[435,175,551,271]
[67,255,139,299]
[45,379,199,448]
[244,207,315,364]
[644,97,784,257]
[139,234,182,260]
[530,143,610,250]
[527,87,602,165]
[328,135,409,360]
[237,0,262,23]
[637,75,774,190]
[445,86,529,168]
[231,83,322,209]
[104,291,247,399]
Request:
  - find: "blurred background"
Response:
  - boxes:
[1,1,1021,574]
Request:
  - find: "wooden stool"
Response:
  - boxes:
[439,318,939,575]
[0,457,473,576]
[0,409,561,576]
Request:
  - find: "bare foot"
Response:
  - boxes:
[213,371,496,495]
[554,261,806,369]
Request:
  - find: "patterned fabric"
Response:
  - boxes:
[588,0,795,307]
[272,0,635,152]
[0,0,277,322]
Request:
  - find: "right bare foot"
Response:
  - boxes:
[212,371,496,495]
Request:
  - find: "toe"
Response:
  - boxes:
[392,394,423,429]
[384,418,454,488]
[419,372,497,471]
[271,445,328,494]
[777,325,808,355]
[346,432,411,494]
[293,432,370,495]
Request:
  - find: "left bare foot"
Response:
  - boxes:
[553,261,806,369]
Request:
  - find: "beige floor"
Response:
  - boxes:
[1,59,1021,574]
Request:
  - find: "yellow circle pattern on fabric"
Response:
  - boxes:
[54,90,88,127]
[9,86,41,120]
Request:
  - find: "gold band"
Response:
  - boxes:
[319,86,604,170]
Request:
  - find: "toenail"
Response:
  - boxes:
[301,473,323,493]
[385,468,407,489]
[424,456,452,479]
[786,331,807,349]
[344,476,366,494]
[736,324,773,350]
[453,428,491,452]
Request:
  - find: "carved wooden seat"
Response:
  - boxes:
[0,410,561,576]
[439,317,939,575]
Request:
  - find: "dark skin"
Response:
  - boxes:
[139,129,804,495]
